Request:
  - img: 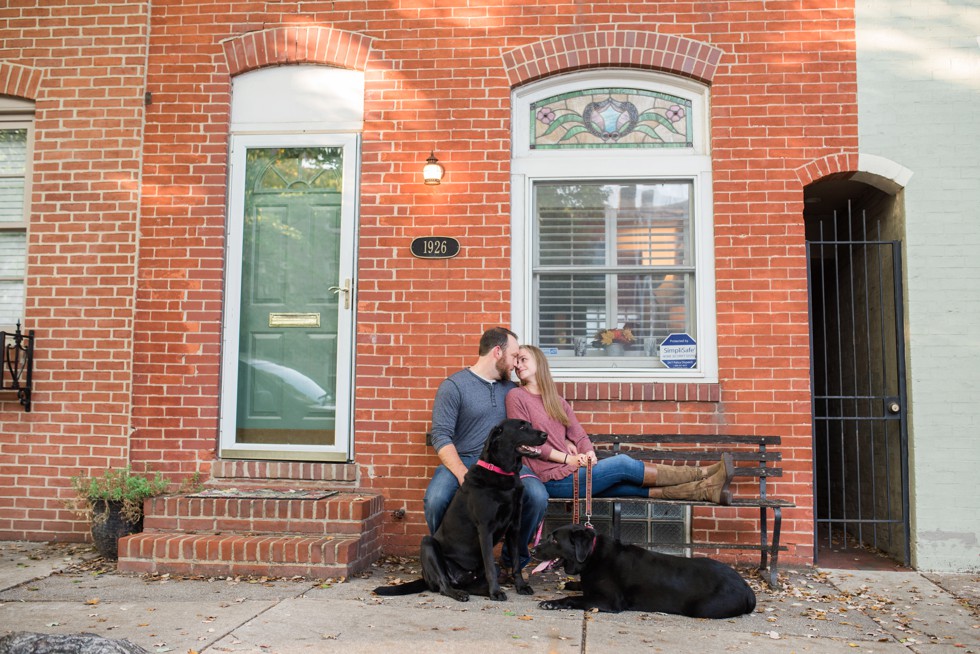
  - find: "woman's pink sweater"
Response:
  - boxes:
[505,386,594,482]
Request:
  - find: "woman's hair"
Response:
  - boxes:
[520,345,570,426]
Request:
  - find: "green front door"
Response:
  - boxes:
[221,136,357,460]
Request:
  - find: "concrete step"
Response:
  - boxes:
[116,490,385,579]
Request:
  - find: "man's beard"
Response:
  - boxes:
[495,357,512,382]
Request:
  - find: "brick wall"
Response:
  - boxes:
[0,0,148,540]
[1,0,861,566]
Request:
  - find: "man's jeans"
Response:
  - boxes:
[423,455,549,571]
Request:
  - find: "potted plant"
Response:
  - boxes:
[66,467,170,560]
[592,326,636,356]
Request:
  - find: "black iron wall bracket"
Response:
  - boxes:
[1,321,34,412]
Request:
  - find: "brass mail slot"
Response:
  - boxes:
[269,312,321,328]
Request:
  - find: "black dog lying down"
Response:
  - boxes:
[373,418,547,602]
[534,524,756,618]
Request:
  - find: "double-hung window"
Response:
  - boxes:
[0,97,33,328]
[511,71,716,381]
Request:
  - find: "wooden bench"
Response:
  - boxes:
[546,434,795,587]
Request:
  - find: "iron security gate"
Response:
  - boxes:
[806,205,910,566]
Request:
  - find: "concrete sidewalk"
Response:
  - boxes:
[1,541,977,653]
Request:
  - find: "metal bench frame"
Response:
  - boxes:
[547,434,795,587]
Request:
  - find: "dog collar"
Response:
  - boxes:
[476,460,514,476]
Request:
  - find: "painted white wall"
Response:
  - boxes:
[857,0,980,571]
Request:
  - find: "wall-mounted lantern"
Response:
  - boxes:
[423,151,445,185]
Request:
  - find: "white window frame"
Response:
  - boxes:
[510,70,717,382]
[0,97,35,331]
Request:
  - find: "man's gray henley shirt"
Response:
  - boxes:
[430,369,517,458]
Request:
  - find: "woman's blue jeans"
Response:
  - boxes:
[423,454,549,571]
[543,454,649,498]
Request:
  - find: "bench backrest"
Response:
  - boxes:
[589,434,783,500]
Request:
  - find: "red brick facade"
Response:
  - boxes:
[0,0,859,566]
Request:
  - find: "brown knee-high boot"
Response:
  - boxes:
[656,453,735,505]
[642,462,703,487]
[642,458,728,487]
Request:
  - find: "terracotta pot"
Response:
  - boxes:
[90,500,143,560]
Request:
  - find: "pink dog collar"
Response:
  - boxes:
[476,460,514,476]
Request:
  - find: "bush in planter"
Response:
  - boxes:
[67,467,171,560]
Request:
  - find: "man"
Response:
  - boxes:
[423,326,549,575]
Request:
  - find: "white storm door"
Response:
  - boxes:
[219,133,358,461]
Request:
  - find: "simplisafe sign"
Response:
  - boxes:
[660,333,697,369]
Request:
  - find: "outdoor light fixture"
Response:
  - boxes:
[0,321,34,412]
[423,151,444,185]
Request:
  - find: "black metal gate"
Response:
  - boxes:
[806,205,910,566]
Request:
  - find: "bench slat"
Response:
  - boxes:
[689,542,789,552]
[610,541,789,552]
[595,449,783,464]
[733,466,785,478]
[590,434,781,446]
[548,497,796,508]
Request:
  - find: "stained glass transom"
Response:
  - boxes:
[531,88,692,149]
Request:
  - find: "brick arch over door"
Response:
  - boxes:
[0,62,43,100]
[796,152,912,195]
[795,152,861,187]
[221,26,375,76]
[501,30,724,87]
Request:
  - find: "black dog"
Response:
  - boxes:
[534,524,756,618]
[373,418,547,602]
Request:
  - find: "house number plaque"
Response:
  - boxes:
[411,236,460,259]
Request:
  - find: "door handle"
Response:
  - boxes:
[329,278,351,309]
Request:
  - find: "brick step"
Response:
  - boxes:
[141,491,383,536]
[117,532,378,579]
[209,460,357,484]
[116,489,386,579]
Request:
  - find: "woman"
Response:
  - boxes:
[505,345,734,504]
